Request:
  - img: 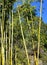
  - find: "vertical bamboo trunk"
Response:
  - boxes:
[0,49,1,65]
[0,19,2,65]
[37,0,42,64]
[3,0,7,64]
[1,13,5,65]
[4,31,5,65]
[18,9,30,65]
[10,10,13,65]
[9,13,11,65]
[6,26,7,65]
[1,2,5,65]
[4,8,5,65]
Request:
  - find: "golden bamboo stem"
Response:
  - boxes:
[1,3,5,65]
[9,16,11,65]
[1,16,5,65]
[37,0,42,65]
[37,0,42,60]
[10,10,13,65]
[6,26,7,65]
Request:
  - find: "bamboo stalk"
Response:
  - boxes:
[1,3,5,65]
[37,0,42,65]
[6,26,7,65]
[37,0,42,60]
[9,15,11,65]
[1,15,5,65]
[0,49,1,65]
[4,5,5,65]
[0,19,2,65]
[10,10,13,65]
[18,9,30,65]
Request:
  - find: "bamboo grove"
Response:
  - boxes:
[1,0,47,65]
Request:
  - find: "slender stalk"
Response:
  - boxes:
[37,0,42,60]
[4,31,5,64]
[0,19,2,65]
[9,15,11,65]
[1,14,5,65]
[6,26,7,65]
[4,8,5,65]
[1,3,5,65]
[10,10,13,65]
[18,9,30,65]
[0,49,1,65]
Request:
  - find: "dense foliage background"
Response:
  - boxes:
[0,0,47,65]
